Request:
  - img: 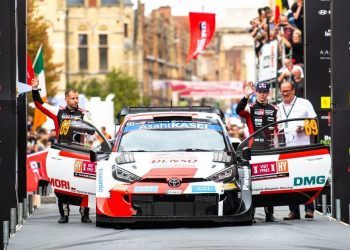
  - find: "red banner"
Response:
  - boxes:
[27,54,35,85]
[186,12,216,62]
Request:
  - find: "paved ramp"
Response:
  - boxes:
[7,204,350,250]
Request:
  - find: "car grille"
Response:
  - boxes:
[132,194,218,217]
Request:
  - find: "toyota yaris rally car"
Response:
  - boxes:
[27,106,331,226]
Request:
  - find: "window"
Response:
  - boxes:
[67,0,84,6]
[101,0,118,5]
[78,34,88,71]
[124,23,128,38]
[99,34,108,71]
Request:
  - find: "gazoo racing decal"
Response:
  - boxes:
[123,120,223,132]
[251,160,289,181]
[74,160,96,179]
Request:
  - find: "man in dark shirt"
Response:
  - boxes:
[32,77,92,224]
[236,81,278,222]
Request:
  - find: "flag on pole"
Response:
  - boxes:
[27,54,35,85]
[32,46,47,131]
[275,0,290,24]
[186,12,216,62]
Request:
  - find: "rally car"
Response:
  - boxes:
[26,106,331,227]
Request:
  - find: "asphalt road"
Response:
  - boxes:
[7,203,350,250]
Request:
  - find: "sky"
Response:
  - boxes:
[131,0,270,16]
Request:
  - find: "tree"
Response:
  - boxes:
[27,0,61,97]
[105,68,140,113]
[68,68,141,115]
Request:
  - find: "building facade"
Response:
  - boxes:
[37,0,139,93]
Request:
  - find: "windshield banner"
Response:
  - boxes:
[124,120,222,132]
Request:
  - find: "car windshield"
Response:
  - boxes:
[118,119,227,152]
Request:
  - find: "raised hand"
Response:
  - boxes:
[245,81,255,98]
[31,76,39,89]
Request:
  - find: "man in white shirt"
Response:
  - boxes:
[277,81,316,146]
[277,81,317,220]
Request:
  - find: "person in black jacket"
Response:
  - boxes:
[32,77,92,224]
[236,81,278,222]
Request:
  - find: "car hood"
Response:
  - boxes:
[112,151,230,179]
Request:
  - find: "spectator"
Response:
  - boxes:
[278,58,304,83]
[282,29,303,65]
[291,0,304,33]
[227,124,242,143]
[277,81,316,220]
[291,67,304,97]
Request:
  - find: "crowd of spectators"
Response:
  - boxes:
[249,0,305,98]
[27,115,57,154]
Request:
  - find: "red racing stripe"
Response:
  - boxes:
[278,148,329,160]
[59,150,90,160]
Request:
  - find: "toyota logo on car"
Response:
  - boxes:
[168,178,181,188]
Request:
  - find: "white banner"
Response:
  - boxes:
[258,40,278,82]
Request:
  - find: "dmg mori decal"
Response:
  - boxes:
[294,175,326,186]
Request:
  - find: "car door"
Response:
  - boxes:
[46,118,112,207]
[236,117,331,207]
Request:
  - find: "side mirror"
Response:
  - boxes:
[90,149,98,162]
[242,147,251,161]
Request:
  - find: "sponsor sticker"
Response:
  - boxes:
[251,160,289,181]
[134,186,158,193]
[151,153,198,168]
[124,120,222,132]
[74,160,96,179]
[166,189,182,195]
[192,185,216,193]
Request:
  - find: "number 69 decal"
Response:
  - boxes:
[304,119,318,136]
[60,120,71,136]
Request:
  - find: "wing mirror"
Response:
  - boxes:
[242,147,251,161]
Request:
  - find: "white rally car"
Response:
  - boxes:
[27,107,331,227]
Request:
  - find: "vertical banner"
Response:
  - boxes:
[304,0,331,145]
[186,12,215,62]
[258,40,278,82]
[331,0,350,224]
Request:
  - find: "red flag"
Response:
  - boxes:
[27,54,35,85]
[186,12,215,62]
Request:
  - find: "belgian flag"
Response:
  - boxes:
[275,0,290,24]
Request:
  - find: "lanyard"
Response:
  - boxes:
[282,97,297,127]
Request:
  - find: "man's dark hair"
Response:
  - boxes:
[258,8,264,16]
[263,6,272,13]
[65,88,78,97]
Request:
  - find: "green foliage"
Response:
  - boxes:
[68,68,142,115]
[105,69,140,113]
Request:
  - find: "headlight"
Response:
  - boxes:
[112,165,141,183]
[207,166,236,183]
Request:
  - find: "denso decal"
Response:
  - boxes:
[192,186,216,193]
[134,186,158,193]
[294,176,326,186]
[50,178,70,190]
[74,160,96,180]
[151,153,198,168]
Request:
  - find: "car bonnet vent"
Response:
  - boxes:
[213,152,232,163]
[116,152,135,164]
